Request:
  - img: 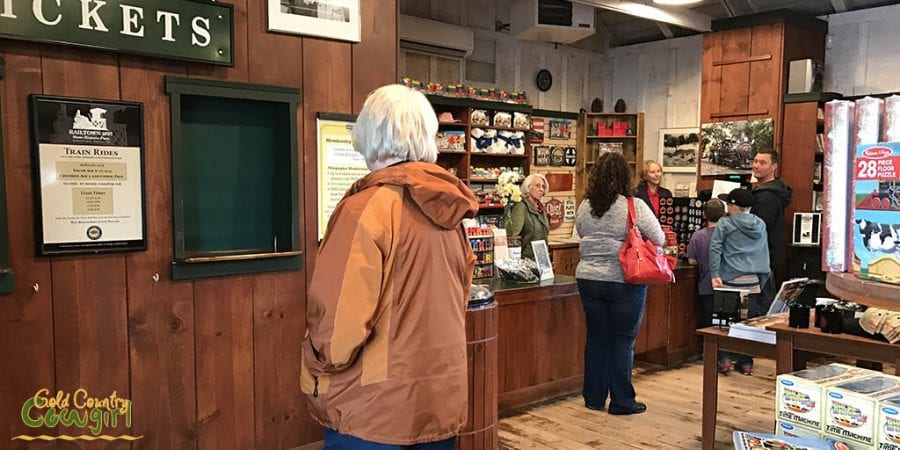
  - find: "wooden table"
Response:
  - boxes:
[697,326,777,450]
[767,317,900,375]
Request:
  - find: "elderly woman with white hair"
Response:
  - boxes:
[505,173,550,260]
[301,85,478,449]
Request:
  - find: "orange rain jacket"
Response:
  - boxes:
[301,161,479,444]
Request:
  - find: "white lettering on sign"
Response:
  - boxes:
[79,0,109,32]
[0,0,231,62]
[156,10,179,42]
[119,5,144,37]
[33,0,61,26]
[1,0,17,19]
[191,16,209,47]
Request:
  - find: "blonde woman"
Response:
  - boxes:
[505,173,550,259]
[634,160,672,218]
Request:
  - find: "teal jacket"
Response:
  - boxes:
[505,197,550,260]
[709,213,771,281]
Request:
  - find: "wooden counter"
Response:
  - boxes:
[637,264,702,367]
[550,242,703,366]
[549,241,579,276]
[483,263,701,413]
[481,276,584,413]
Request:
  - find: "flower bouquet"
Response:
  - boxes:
[496,171,523,229]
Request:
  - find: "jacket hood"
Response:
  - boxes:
[349,162,478,229]
[727,213,767,240]
[754,179,793,207]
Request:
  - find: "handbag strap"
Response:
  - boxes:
[626,197,642,236]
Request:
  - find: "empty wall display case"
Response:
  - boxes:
[166,76,302,280]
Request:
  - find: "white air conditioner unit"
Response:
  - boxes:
[399,15,474,59]
[511,0,595,44]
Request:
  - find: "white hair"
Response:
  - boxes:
[522,173,550,195]
[352,85,438,165]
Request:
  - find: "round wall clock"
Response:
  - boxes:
[536,69,553,92]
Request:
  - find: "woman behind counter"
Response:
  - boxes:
[575,152,665,416]
[505,173,550,260]
[634,160,672,218]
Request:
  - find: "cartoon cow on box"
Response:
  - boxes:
[856,219,900,253]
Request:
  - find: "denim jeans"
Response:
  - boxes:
[576,278,647,410]
[323,429,456,450]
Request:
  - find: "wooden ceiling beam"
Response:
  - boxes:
[573,0,713,32]
[657,22,675,38]
[830,0,848,13]
[720,0,736,18]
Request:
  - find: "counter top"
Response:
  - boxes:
[475,275,577,293]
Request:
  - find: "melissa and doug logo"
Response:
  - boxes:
[12,389,141,442]
[862,146,893,159]
[782,388,815,413]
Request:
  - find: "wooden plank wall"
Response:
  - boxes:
[603,35,703,198]
[0,1,398,448]
[531,115,577,242]
[699,24,784,192]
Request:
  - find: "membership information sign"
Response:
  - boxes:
[30,95,146,256]
[316,112,368,240]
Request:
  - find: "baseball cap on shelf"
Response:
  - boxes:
[717,188,753,208]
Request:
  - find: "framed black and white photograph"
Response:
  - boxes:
[268,0,360,42]
[30,95,146,256]
[659,128,700,173]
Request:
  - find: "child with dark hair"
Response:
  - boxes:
[687,199,726,327]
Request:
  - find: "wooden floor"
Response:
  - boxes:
[498,359,777,449]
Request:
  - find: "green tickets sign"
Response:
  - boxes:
[0,0,233,66]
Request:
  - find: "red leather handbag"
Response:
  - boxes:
[618,197,675,285]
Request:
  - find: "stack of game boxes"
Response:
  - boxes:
[775,363,900,449]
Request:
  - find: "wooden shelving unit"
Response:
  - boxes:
[427,95,533,219]
[576,112,644,205]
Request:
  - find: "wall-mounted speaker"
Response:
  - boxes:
[788,59,823,94]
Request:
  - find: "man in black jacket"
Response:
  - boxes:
[750,149,793,309]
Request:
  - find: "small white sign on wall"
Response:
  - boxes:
[564,199,576,220]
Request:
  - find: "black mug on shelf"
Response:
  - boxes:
[789,305,810,328]
[819,305,844,334]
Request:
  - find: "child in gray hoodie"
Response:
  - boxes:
[709,188,771,375]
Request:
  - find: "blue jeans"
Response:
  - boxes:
[323,429,456,450]
[577,279,647,410]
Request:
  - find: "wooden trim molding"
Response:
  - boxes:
[710,110,769,118]
[712,54,773,66]
[498,375,583,415]
[0,55,12,294]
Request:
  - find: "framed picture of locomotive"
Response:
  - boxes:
[700,119,774,176]
[659,128,700,173]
